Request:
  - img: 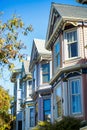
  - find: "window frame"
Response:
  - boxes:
[68,77,82,115]
[41,63,50,83]
[55,83,62,119]
[64,28,79,60]
[30,108,34,127]
[54,39,60,71]
[43,99,51,121]
[28,80,32,96]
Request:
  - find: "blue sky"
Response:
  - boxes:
[0,0,81,95]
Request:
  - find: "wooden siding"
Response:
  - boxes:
[61,26,87,68]
[82,74,87,120]
[84,27,87,58]
[78,26,84,58]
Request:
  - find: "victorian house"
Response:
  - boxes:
[45,3,87,122]
[11,69,22,130]
[21,59,35,130]
[29,39,52,124]
[11,59,34,130]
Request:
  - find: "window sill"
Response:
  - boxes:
[70,113,83,118]
[64,56,81,63]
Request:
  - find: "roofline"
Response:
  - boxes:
[45,18,87,50]
[52,2,87,8]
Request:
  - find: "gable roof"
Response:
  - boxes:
[22,59,32,80]
[45,3,87,50]
[53,3,87,20]
[29,38,51,71]
[34,38,51,55]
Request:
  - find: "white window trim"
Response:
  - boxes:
[64,28,80,61]
[68,76,83,116]
[41,62,50,85]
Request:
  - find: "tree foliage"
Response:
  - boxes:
[0,13,32,71]
[32,117,82,130]
[0,86,14,130]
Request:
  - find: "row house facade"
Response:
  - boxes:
[11,69,22,130]
[11,59,34,130]
[21,60,35,130]
[45,3,87,122]
[11,3,87,130]
[29,39,52,124]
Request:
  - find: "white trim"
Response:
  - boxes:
[64,27,79,61]
[68,76,83,116]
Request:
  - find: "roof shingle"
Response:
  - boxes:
[53,3,87,20]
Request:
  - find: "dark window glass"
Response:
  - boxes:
[66,31,78,58]
[30,108,34,127]
[70,79,81,114]
[42,63,50,83]
[43,99,51,121]
[68,42,78,58]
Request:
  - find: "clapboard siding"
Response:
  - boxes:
[78,27,84,58]
[84,27,87,58]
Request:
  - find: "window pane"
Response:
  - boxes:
[42,63,50,83]
[29,81,32,86]
[55,42,60,53]
[44,99,51,111]
[68,42,78,58]
[30,108,34,127]
[67,31,78,58]
[72,95,81,113]
[43,74,49,83]
[43,99,51,121]
[42,64,49,73]
[72,80,80,94]
[56,86,62,117]
[54,41,60,68]
[71,79,81,114]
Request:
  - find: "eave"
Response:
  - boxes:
[50,63,87,85]
[45,17,87,51]
[10,69,21,82]
[29,53,51,71]
[22,74,32,81]
[45,17,63,50]
[31,88,51,100]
